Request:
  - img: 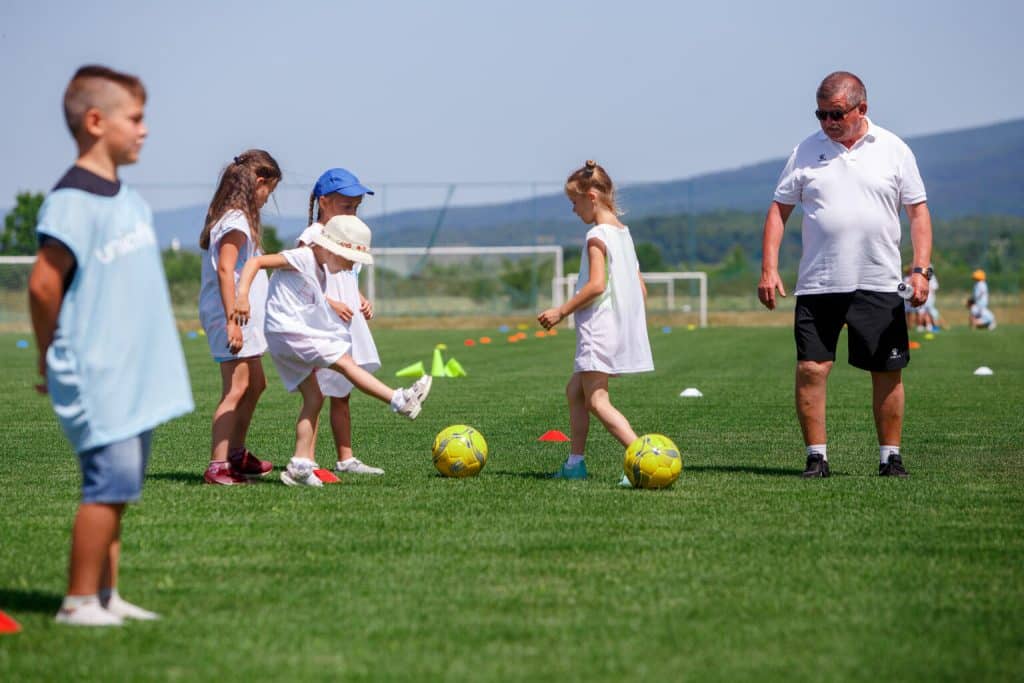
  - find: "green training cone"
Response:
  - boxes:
[431,348,446,377]
[444,357,467,378]
[396,361,425,378]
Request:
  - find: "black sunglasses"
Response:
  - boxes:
[815,104,859,122]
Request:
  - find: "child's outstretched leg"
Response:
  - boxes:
[550,373,590,479]
[330,395,385,475]
[281,373,326,487]
[329,355,432,419]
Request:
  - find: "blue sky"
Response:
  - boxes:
[2,0,1022,218]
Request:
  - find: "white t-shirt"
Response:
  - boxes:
[573,224,654,375]
[198,210,268,360]
[973,280,989,310]
[265,246,346,338]
[773,119,927,295]
[296,225,380,397]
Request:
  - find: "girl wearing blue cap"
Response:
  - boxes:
[295,168,385,476]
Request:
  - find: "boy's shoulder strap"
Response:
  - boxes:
[53,166,120,197]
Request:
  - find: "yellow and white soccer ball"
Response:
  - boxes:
[623,434,682,489]
[432,425,488,478]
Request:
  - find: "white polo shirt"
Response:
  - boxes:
[774,118,927,295]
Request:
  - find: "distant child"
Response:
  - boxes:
[28,65,194,626]
[970,269,995,329]
[537,161,654,481]
[295,168,385,476]
[232,215,432,487]
[197,150,281,485]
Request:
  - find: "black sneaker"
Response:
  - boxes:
[879,452,909,477]
[801,452,830,478]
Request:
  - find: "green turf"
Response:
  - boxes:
[1,325,1022,682]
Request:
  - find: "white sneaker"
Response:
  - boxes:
[335,458,384,476]
[55,600,123,627]
[410,375,433,403]
[280,459,323,487]
[396,390,423,420]
[103,595,160,621]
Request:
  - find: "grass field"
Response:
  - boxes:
[1,324,1022,682]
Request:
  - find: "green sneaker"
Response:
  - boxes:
[550,460,588,479]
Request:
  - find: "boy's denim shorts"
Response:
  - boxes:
[77,431,153,504]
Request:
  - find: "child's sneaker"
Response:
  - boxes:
[410,375,433,403]
[102,595,160,621]
[228,447,273,478]
[204,461,249,486]
[549,459,588,480]
[335,458,384,476]
[396,389,424,420]
[618,474,634,488]
[281,458,324,487]
[55,600,123,627]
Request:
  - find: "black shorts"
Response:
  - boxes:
[794,291,909,372]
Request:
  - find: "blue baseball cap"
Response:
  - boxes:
[312,168,375,198]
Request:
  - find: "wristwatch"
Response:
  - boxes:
[911,266,933,280]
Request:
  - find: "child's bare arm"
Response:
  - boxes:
[233,253,291,324]
[327,297,354,322]
[217,232,246,353]
[359,292,373,320]
[538,239,606,329]
[28,242,76,392]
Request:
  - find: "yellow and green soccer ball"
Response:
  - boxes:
[432,425,488,478]
[623,434,682,489]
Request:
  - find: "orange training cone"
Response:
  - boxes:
[538,430,570,442]
[0,610,22,634]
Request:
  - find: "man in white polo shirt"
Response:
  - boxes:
[757,71,934,479]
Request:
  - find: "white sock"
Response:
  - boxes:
[289,457,315,473]
[566,454,585,467]
[61,594,99,611]
[389,389,406,412]
[880,446,899,464]
[807,445,827,461]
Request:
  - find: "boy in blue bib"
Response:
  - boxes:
[29,65,194,626]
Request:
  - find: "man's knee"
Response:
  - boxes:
[797,360,832,384]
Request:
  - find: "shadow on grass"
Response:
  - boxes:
[0,588,62,614]
[147,472,208,485]
[486,470,556,480]
[686,464,801,477]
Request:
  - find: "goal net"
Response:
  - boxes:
[365,246,564,318]
[552,271,708,328]
[0,256,33,333]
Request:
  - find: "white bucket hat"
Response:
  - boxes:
[312,215,373,265]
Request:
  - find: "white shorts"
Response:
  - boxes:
[266,331,351,392]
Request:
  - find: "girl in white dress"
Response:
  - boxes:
[296,167,384,476]
[197,150,280,485]
[233,215,432,487]
[538,161,654,480]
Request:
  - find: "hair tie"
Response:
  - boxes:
[233,156,242,165]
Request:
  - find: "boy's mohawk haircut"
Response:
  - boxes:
[63,65,147,138]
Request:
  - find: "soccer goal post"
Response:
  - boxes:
[364,245,564,318]
[552,271,708,328]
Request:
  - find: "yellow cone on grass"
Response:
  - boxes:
[396,361,425,378]
[431,348,446,377]
[444,357,467,378]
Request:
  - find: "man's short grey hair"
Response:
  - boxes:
[816,71,866,107]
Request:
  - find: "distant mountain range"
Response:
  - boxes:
[151,118,1024,250]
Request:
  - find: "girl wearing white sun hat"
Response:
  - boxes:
[233,215,432,487]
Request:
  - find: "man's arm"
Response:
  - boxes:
[757,201,795,310]
[906,201,933,307]
[28,242,76,392]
